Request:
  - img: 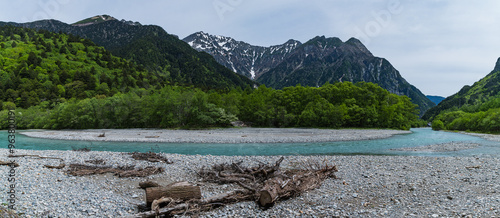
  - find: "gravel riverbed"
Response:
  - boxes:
[1,129,499,217]
[1,149,499,217]
[19,128,410,143]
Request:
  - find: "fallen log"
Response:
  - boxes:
[139,181,160,190]
[145,182,201,207]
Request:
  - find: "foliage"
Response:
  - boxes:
[430,93,500,133]
[0,82,420,130]
[0,25,165,108]
[0,20,256,91]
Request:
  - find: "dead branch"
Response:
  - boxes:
[85,159,106,165]
[8,154,63,161]
[67,164,164,177]
[0,160,19,167]
[44,163,65,169]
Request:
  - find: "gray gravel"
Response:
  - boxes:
[1,147,499,217]
[20,128,410,143]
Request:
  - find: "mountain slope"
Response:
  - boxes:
[423,57,500,120]
[185,33,435,115]
[0,16,256,90]
[0,25,160,108]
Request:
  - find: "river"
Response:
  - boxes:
[2,128,499,157]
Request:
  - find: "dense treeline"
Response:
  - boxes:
[0,82,421,130]
[431,94,500,133]
[0,25,166,108]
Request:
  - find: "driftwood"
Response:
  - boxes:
[85,159,106,165]
[145,182,201,207]
[139,181,161,189]
[67,164,164,177]
[259,165,337,206]
[44,163,66,169]
[129,190,253,218]
[133,157,337,217]
[0,160,19,167]
[8,154,63,161]
[8,154,65,169]
[129,152,173,164]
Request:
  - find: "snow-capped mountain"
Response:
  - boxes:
[183,32,301,79]
[183,32,435,115]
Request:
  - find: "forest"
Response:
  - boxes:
[0,26,422,130]
[0,82,421,130]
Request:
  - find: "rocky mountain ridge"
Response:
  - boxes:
[184,31,301,79]
[184,32,435,114]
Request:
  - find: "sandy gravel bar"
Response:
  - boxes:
[0,149,498,217]
[20,128,410,143]
[464,132,500,142]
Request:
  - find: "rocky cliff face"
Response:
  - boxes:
[185,33,435,115]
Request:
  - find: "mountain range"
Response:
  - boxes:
[0,15,256,91]
[0,15,435,114]
[183,32,435,115]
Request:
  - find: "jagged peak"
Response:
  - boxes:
[72,15,117,27]
[345,37,372,56]
[494,57,500,72]
[304,36,343,48]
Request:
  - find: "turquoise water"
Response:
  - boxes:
[2,128,500,156]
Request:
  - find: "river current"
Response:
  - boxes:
[2,128,499,157]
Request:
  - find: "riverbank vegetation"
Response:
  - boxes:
[0,82,422,130]
[431,95,500,133]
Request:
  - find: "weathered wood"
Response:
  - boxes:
[131,158,338,217]
[44,163,65,169]
[0,160,19,167]
[129,190,253,218]
[145,182,201,206]
[139,181,160,189]
[8,154,63,160]
[258,166,337,207]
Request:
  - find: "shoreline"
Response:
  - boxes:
[19,128,411,144]
[1,148,498,217]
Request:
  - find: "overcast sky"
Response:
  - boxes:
[1,0,499,97]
